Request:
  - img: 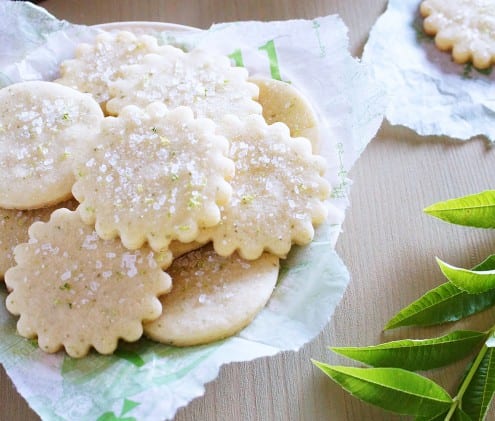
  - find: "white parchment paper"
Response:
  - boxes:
[363,0,495,142]
[0,2,385,420]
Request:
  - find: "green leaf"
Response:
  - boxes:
[386,256,495,329]
[416,408,471,421]
[313,362,452,417]
[454,408,475,421]
[330,330,486,371]
[473,255,495,271]
[461,347,495,421]
[437,258,495,294]
[424,190,495,228]
[385,282,495,329]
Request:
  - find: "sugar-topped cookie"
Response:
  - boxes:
[0,199,78,280]
[420,0,495,69]
[72,102,235,252]
[56,30,178,111]
[0,81,104,210]
[106,49,261,119]
[197,115,330,260]
[5,209,172,358]
[251,77,320,153]
[144,244,279,346]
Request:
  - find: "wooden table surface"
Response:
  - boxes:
[2,0,495,420]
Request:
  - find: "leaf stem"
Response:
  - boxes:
[444,334,491,420]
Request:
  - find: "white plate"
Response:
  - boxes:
[94,21,198,33]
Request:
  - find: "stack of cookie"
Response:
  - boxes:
[1,31,330,357]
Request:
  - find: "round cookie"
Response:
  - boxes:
[72,102,235,252]
[168,240,207,259]
[0,199,78,280]
[5,209,172,358]
[144,244,279,347]
[197,114,330,260]
[56,30,177,111]
[250,77,320,152]
[106,48,261,119]
[0,81,104,209]
[420,0,495,69]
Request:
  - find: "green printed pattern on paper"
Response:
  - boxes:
[0,5,385,420]
[97,399,140,421]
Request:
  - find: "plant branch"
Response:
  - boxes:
[444,333,492,420]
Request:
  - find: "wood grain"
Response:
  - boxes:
[4,0,495,420]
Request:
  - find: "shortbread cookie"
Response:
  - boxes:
[420,0,495,69]
[197,115,330,260]
[106,49,261,119]
[0,199,78,279]
[72,102,235,252]
[56,30,178,111]
[5,209,172,358]
[0,81,104,209]
[144,244,279,346]
[251,77,320,152]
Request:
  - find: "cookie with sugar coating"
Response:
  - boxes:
[420,0,495,69]
[0,198,78,280]
[106,48,261,119]
[0,81,104,210]
[144,244,279,347]
[5,209,172,358]
[72,102,235,252]
[250,77,320,153]
[56,30,178,112]
[197,114,330,260]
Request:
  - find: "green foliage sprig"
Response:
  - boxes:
[314,190,495,420]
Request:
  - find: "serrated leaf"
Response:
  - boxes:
[424,190,495,228]
[437,258,495,294]
[461,347,495,421]
[331,330,486,371]
[313,362,452,417]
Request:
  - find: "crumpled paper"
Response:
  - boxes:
[363,0,495,142]
[0,2,385,420]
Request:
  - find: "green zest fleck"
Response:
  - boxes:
[241,194,255,204]
[171,173,179,181]
[187,194,202,209]
[178,225,190,231]
[151,126,158,134]
[59,151,71,161]
[62,112,71,121]
[59,282,72,291]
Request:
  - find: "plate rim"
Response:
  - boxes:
[93,21,200,33]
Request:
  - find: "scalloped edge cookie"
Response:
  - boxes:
[197,114,330,260]
[72,102,234,252]
[420,0,495,69]
[5,209,172,358]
